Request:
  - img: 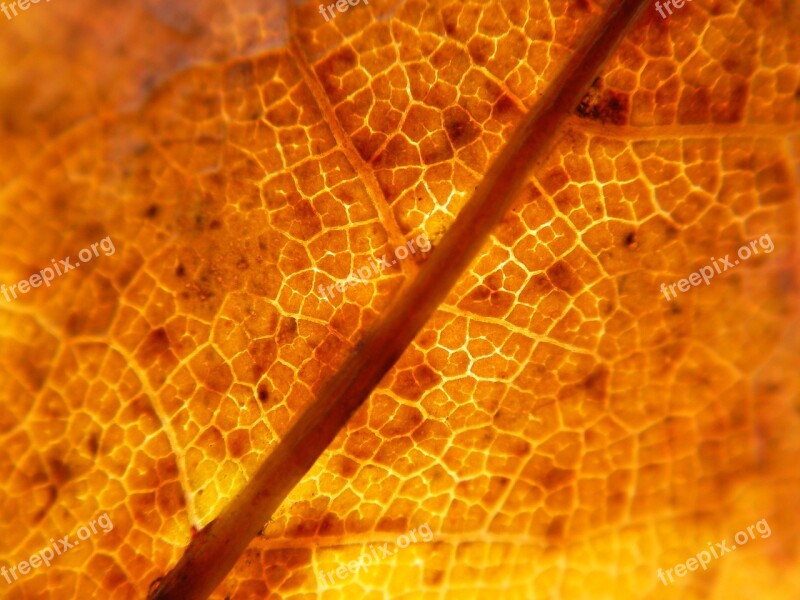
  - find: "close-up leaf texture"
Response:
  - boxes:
[0,0,798,599]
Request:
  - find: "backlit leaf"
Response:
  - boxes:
[0,0,798,599]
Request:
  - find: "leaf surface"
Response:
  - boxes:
[0,0,798,599]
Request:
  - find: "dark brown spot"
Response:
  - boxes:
[545,515,568,544]
[543,468,575,490]
[582,365,609,402]
[318,513,344,536]
[277,317,298,344]
[492,94,522,125]
[577,78,629,125]
[32,485,58,524]
[415,364,442,388]
[139,328,170,359]
[546,261,583,295]
[257,386,269,403]
[329,456,359,478]
[65,312,86,337]
[468,38,492,65]
[87,433,99,456]
[144,204,160,219]
[47,457,71,486]
[425,570,445,585]
[442,6,458,36]
[714,82,748,123]
[443,106,481,148]
[541,167,570,194]
[227,430,250,459]
[175,263,185,277]
[470,285,491,301]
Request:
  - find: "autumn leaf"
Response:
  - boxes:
[0,0,798,599]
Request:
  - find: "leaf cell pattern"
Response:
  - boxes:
[0,0,798,599]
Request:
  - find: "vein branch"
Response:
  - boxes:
[288,39,416,278]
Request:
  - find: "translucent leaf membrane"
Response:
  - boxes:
[0,0,798,598]
[292,0,618,236]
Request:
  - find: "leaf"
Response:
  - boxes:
[0,0,799,599]
[146,1,653,596]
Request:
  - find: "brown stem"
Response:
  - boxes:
[149,1,650,597]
